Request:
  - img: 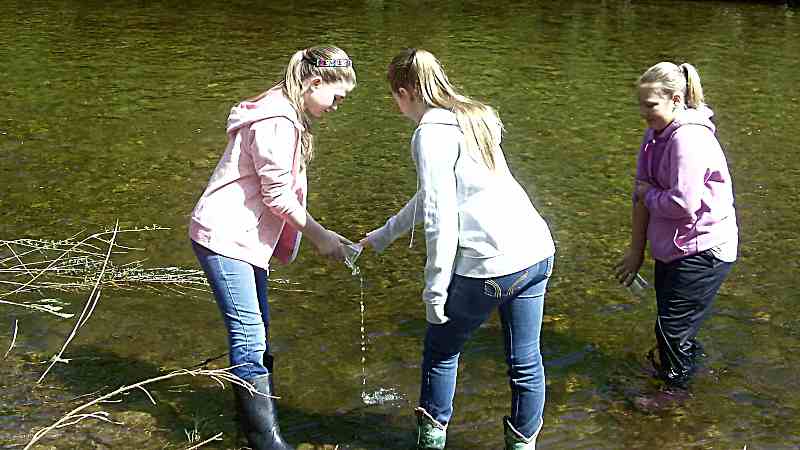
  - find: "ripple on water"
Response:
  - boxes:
[361,386,408,407]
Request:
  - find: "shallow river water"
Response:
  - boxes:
[1,1,799,448]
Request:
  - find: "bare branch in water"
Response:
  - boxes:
[37,222,120,384]
[59,411,124,427]
[0,299,75,319]
[187,352,229,369]
[137,385,157,405]
[3,319,18,359]
[4,241,35,278]
[0,224,303,305]
[23,365,264,450]
[184,432,224,450]
[1,225,127,299]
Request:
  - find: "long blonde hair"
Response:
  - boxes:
[638,61,705,109]
[252,46,356,165]
[388,48,503,171]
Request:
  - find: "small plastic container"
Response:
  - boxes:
[343,243,363,274]
[627,272,650,297]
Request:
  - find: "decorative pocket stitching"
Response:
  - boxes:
[483,279,502,299]
[506,270,529,296]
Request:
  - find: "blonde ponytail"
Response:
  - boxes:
[282,49,315,165]
[282,49,308,118]
[388,48,503,171]
[638,61,706,109]
[680,63,705,109]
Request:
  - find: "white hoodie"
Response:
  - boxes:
[367,108,555,323]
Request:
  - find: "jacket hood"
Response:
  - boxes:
[418,107,503,137]
[656,105,716,139]
[226,87,302,136]
[419,107,459,126]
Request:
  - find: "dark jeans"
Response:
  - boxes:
[654,250,733,388]
[192,240,272,380]
[420,256,554,439]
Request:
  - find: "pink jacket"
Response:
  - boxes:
[636,106,738,263]
[189,88,307,269]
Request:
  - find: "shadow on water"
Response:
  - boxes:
[3,344,419,449]
[1,322,714,450]
[391,305,675,436]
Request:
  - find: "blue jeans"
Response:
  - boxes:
[192,241,272,381]
[420,256,554,439]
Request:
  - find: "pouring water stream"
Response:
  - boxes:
[343,242,405,406]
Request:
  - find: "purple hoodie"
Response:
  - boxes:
[636,106,738,263]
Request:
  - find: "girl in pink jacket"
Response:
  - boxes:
[190,46,355,450]
[616,62,737,402]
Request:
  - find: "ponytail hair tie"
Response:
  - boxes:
[301,49,315,66]
[680,63,689,80]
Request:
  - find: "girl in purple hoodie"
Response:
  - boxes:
[615,62,738,393]
[190,46,355,450]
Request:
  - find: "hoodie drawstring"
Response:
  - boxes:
[409,178,419,248]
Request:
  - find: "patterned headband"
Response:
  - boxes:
[313,58,352,68]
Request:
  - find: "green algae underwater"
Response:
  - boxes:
[2,0,799,448]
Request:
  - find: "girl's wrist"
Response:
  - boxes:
[299,216,326,246]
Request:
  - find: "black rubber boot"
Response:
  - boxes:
[233,374,294,450]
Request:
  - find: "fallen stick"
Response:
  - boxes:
[0,299,75,318]
[185,432,223,450]
[24,365,261,449]
[3,318,18,359]
[36,222,119,384]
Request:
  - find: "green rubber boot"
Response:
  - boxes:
[415,407,447,449]
[503,416,541,450]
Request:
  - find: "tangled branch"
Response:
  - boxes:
[36,222,120,384]
[24,365,263,449]
[0,225,303,316]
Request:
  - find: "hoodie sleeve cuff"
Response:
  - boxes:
[366,227,392,253]
[425,303,449,325]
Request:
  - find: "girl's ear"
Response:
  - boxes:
[398,87,412,101]
[305,76,323,91]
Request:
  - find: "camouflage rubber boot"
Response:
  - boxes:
[415,407,447,450]
[503,416,541,450]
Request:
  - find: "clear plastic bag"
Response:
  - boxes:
[627,272,650,297]
[343,243,363,275]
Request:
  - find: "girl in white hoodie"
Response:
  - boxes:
[362,48,555,450]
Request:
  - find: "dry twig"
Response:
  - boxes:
[184,432,223,450]
[0,225,302,306]
[23,365,262,450]
[0,299,75,318]
[4,318,18,359]
[36,222,120,384]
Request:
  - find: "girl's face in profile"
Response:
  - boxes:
[391,88,414,120]
[392,87,424,123]
[304,79,354,118]
[638,83,680,132]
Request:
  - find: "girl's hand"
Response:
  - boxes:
[358,236,372,249]
[313,229,347,262]
[614,247,644,287]
[635,180,653,204]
